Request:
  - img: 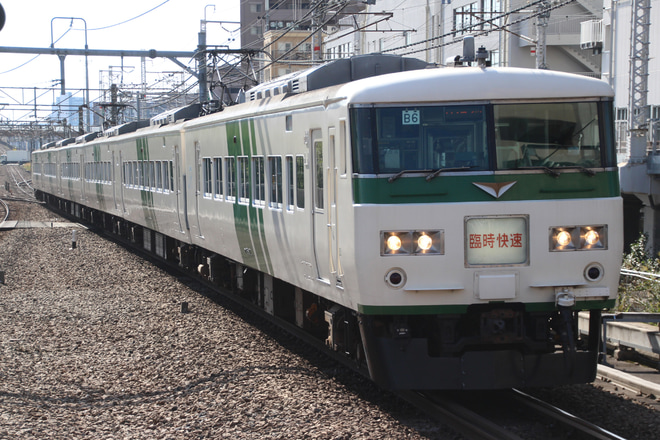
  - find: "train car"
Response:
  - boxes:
[32,53,622,390]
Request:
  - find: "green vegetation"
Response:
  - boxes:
[617,234,660,312]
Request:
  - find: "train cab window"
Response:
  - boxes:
[213,157,223,199]
[269,156,283,209]
[253,156,265,206]
[494,101,609,170]
[296,155,305,209]
[350,105,488,175]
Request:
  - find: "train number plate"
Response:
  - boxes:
[465,216,528,266]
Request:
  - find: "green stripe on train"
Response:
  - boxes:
[358,299,616,315]
[352,171,620,204]
[225,119,273,275]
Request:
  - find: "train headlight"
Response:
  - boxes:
[382,231,412,255]
[581,227,605,250]
[550,225,607,251]
[417,234,433,251]
[556,230,573,247]
[381,230,444,256]
[387,235,403,252]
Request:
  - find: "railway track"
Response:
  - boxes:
[397,388,628,439]
[4,163,36,201]
[0,196,8,223]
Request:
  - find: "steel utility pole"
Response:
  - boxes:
[627,0,651,163]
[535,1,551,69]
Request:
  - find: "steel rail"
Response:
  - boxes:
[396,391,524,440]
[510,389,627,440]
[0,198,9,223]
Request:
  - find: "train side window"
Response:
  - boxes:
[286,155,294,211]
[168,161,174,192]
[339,119,347,177]
[253,156,265,207]
[155,161,162,191]
[203,157,213,198]
[138,161,145,188]
[285,115,293,132]
[143,161,148,189]
[161,162,168,192]
[314,140,323,210]
[226,157,236,202]
[296,155,305,209]
[269,156,283,209]
[238,157,250,204]
[213,157,223,199]
[149,161,156,191]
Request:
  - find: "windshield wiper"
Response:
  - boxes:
[564,166,597,176]
[425,166,475,181]
[516,166,561,178]
[388,170,422,182]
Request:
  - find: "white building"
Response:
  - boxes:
[324,0,602,75]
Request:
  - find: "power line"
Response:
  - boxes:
[380,0,575,57]
[87,0,172,31]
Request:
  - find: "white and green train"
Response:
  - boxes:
[32,54,622,389]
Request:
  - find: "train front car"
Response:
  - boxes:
[344,67,622,389]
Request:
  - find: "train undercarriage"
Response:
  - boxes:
[38,191,604,390]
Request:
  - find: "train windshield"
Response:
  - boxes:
[351,105,489,175]
[493,102,606,170]
[350,101,613,175]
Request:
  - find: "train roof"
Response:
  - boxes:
[245,53,430,101]
[338,66,614,104]
[34,57,615,152]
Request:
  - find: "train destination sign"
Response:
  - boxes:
[465,216,528,265]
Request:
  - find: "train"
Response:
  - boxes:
[31,52,623,390]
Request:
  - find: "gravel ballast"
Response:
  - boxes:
[0,204,444,439]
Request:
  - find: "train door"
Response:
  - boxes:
[80,153,85,202]
[56,154,62,196]
[328,127,339,284]
[311,128,330,284]
[193,141,204,238]
[174,145,187,234]
[119,151,126,213]
[112,151,118,211]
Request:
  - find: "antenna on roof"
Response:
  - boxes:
[447,36,491,67]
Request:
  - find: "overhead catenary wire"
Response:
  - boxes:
[393,0,577,57]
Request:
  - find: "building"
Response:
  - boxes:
[323,0,602,74]
[240,1,366,82]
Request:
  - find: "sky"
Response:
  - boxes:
[0,0,241,122]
